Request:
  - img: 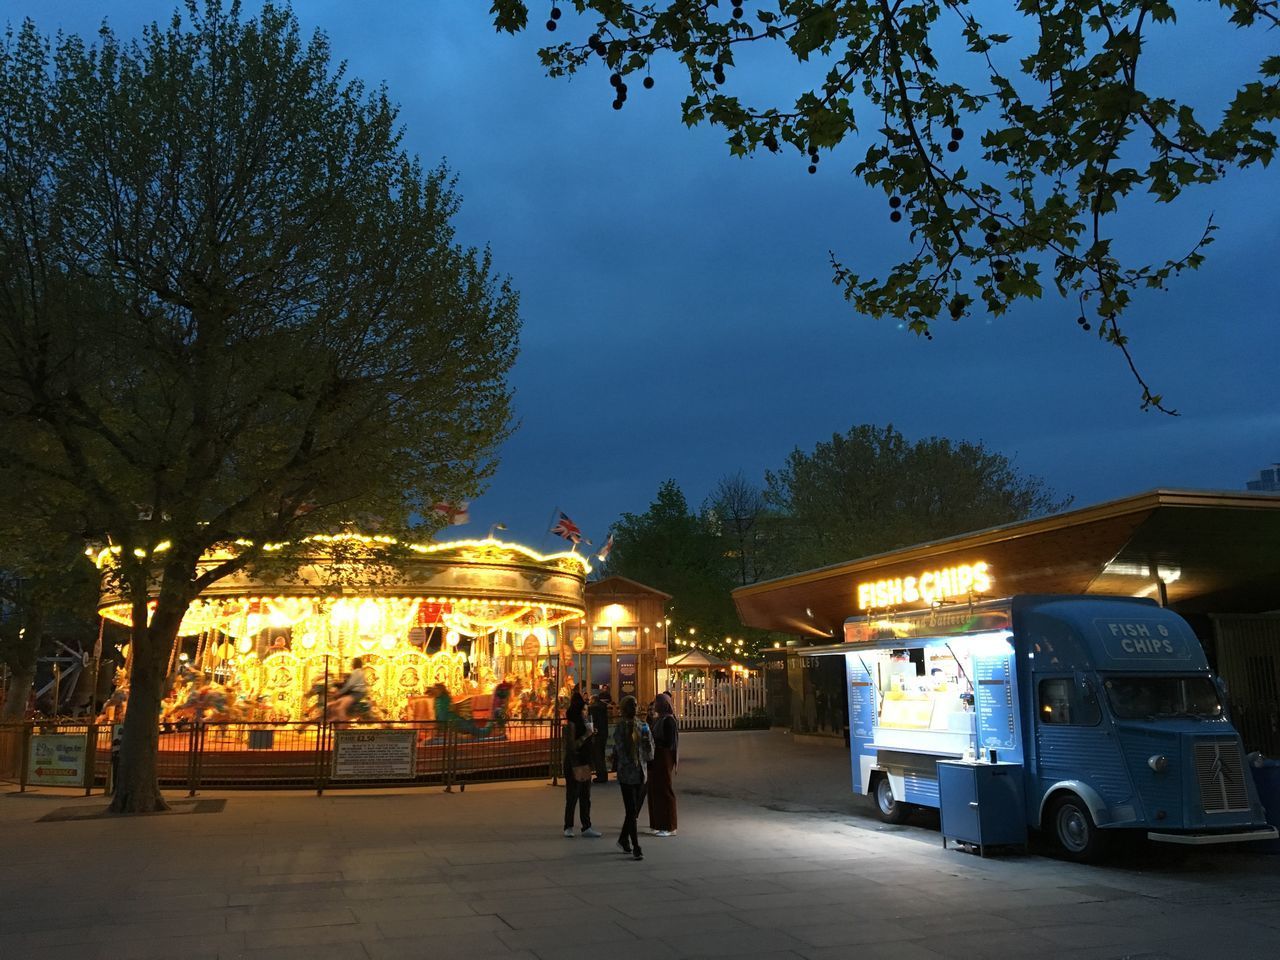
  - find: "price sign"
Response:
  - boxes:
[331,729,415,779]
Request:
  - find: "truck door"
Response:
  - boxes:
[1034,673,1131,811]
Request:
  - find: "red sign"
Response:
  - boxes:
[416,602,451,625]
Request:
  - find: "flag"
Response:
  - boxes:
[431,501,470,526]
[550,511,584,544]
[595,533,614,562]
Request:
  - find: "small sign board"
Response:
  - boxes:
[331,729,415,780]
[617,654,638,698]
[571,633,586,653]
[28,733,88,787]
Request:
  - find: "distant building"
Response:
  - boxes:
[1247,464,1280,492]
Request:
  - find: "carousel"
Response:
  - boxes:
[96,534,591,730]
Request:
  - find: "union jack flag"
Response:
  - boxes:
[431,501,470,526]
[550,511,584,544]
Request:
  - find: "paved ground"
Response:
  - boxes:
[2,730,1277,960]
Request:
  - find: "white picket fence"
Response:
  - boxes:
[669,675,767,731]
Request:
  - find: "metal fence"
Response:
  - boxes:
[1213,614,1280,758]
[0,718,559,795]
[670,676,767,730]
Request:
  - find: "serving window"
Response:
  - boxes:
[871,645,975,734]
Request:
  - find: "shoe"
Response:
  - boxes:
[563,828,575,838]
[653,830,671,837]
[616,839,631,854]
[581,827,602,838]
[632,847,644,861]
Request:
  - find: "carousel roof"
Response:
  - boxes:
[97,534,592,634]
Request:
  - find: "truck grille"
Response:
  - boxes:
[1194,738,1250,814]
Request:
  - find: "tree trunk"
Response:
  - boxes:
[1,605,42,722]
[109,581,188,814]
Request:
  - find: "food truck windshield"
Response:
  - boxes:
[1101,675,1223,721]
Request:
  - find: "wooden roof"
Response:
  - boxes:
[732,489,1280,638]
[585,575,673,601]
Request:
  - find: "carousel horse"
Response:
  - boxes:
[429,682,510,739]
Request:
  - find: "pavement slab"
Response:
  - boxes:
[1,730,1276,960]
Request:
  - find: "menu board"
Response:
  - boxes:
[617,655,638,698]
[846,655,876,740]
[972,653,1018,753]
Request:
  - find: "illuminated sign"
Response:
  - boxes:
[856,561,993,610]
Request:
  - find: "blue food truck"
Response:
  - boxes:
[828,595,1276,859]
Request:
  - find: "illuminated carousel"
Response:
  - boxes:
[97,535,591,727]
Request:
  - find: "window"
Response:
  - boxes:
[1038,677,1101,726]
[616,627,637,648]
[1103,675,1222,720]
[590,655,613,696]
[592,627,611,649]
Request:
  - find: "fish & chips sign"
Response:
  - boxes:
[856,561,993,610]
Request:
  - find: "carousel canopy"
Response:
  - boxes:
[96,533,591,635]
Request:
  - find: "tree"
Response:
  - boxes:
[0,2,519,811]
[765,423,1069,570]
[604,479,769,654]
[704,470,770,586]
[493,1,1280,413]
[0,533,99,723]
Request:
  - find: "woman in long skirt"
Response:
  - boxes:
[647,692,679,836]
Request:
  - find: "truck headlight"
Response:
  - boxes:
[1148,754,1169,773]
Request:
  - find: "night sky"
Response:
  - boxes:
[9,2,1278,555]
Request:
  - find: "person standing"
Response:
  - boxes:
[609,695,652,861]
[647,692,679,836]
[589,692,610,782]
[562,687,601,838]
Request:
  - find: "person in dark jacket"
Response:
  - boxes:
[562,687,601,838]
[647,692,679,836]
[609,695,653,860]
[589,692,610,782]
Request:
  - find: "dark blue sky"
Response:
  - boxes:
[11,2,1278,553]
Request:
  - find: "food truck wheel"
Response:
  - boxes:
[873,775,912,824]
[1049,794,1108,862]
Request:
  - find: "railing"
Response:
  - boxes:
[0,718,559,794]
[669,676,767,730]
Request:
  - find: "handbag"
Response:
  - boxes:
[571,764,593,783]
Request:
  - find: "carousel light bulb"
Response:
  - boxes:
[237,636,253,654]
[358,599,381,633]
[360,636,376,651]
[380,634,396,650]
[446,630,460,647]
[300,633,316,649]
